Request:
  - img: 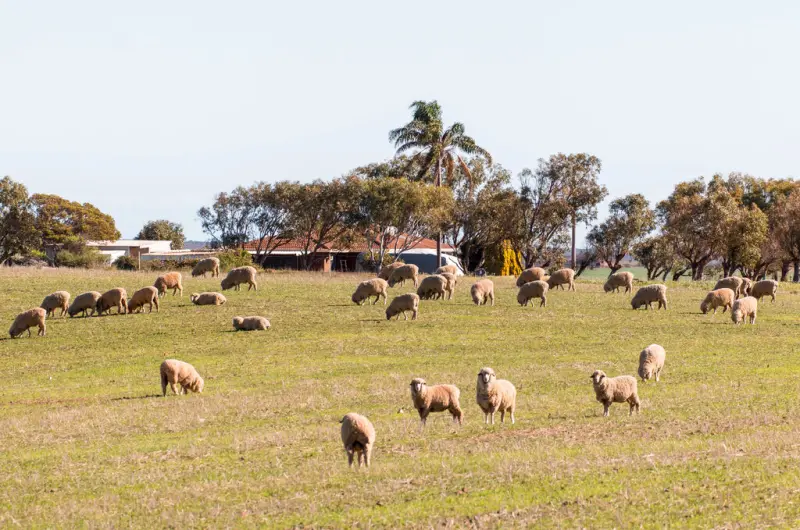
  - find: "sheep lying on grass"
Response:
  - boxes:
[388,264,419,288]
[476,367,516,425]
[351,278,388,305]
[232,316,271,331]
[340,413,375,468]
[410,378,463,427]
[638,344,666,382]
[750,280,778,302]
[40,291,70,318]
[731,296,758,325]
[96,288,128,316]
[190,292,227,306]
[128,286,160,314]
[68,291,101,318]
[547,268,576,291]
[154,272,183,298]
[160,359,204,396]
[221,266,258,291]
[440,272,457,300]
[590,370,640,417]
[516,267,546,287]
[9,308,46,338]
[714,277,744,299]
[604,271,634,294]
[631,284,668,310]
[470,279,495,306]
[386,294,419,321]
[700,288,735,315]
[517,280,548,307]
[192,257,220,278]
[417,275,447,300]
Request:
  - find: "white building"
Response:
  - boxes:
[85,240,173,262]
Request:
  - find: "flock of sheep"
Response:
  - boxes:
[6,256,786,468]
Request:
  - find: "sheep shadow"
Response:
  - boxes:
[359,319,384,323]
[110,394,162,401]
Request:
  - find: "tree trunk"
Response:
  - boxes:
[694,261,707,281]
[434,158,442,270]
[570,215,577,270]
[780,260,791,282]
[794,261,799,283]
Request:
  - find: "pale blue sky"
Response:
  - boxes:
[2,1,798,241]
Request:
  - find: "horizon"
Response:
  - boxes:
[3,1,799,242]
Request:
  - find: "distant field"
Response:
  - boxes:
[1,268,800,527]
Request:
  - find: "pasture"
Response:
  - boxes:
[1,267,800,528]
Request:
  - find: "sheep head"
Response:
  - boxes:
[410,378,426,395]
[477,367,496,386]
[590,370,606,385]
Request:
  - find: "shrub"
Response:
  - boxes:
[56,247,109,269]
[484,241,522,276]
[357,251,400,273]
[217,249,254,271]
[113,255,138,271]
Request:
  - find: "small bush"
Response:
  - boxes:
[113,255,138,271]
[357,251,401,273]
[56,248,110,269]
[217,249,254,271]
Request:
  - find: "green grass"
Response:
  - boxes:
[1,267,799,528]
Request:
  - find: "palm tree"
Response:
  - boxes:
[389,101,492,267]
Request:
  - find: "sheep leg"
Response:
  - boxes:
[510,410,515,424]
[38,324,45,337]
[169,383,180,395]
[346,449,355,467]
[364,444,372,468]
[500,411,505,423]
[27,328,32,337]
[603,402,610,417]
[489,412,495,425]
[411,309,418,321]
[540,297,546,308]
[751,314,756,325]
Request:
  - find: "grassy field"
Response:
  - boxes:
[1,268,799,528]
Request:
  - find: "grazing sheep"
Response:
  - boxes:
[470,279,495,306]
[476,367,517,425]
[221,266,258,291]
[604,271,634,294]
[385,293,419,321]
[590,370,640,417]
[740,277,753,297]
[440,272,457,300]
[190,292,227,306]
[638,344,666,382]
[191,257,221,278]
[714,277,744,299]
[700,288,735,315]
[416,275,447,300]
[160,359,204,396]
[40,291,70,318]
[351,278,389,306]
[340,413,376,468]
[631,284,668,310]
[409,378,463,426]
[388,264,419,288]
[128,286,160,314]
[547,268,576,291]
[731,296,758,325]
[154,272,183,298]
[750,280,778,302]
[517,280,549,307]
[96,288,128,316]
[516,267,546,287]
[9,308,46,338]
[435,264,458,276]
[377,261,403,281]
[68,291,102,318]
[232,316,271,331]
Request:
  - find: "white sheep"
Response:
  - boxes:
[714,277,744,299]
[517,280,548,307]
[416,275,447,300]
[351,278,389,305]
[221,266,258,291]
[68,291,101,318]
[476,367,517,425]
[190,292,227,306]
[731,296,758,325]
[96,288,128,316]
[631,284,668,310]
[700,288,735,315]
[590,370,640,416]
[128,286,160,314]
[385,293,419,321]
[740,277,753,297]
[516,267,546,287]
[547,268,576,291]
[154,272,183,297]
[409,378,463,426]
[435,264,458,276]
[160,359,204,396]
[638,344,666,382]
[340,413,376,468]
[604,271,634,293]
[470,279,495,306]
[9,308,46,338]
[439,272,457,300]
[750,280,778,302]
[232,316,271,331]
[40,291,70,318]
[192,257,221,278]
[377,262,403,281]
[388,264,419,288]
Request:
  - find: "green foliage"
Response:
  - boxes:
[55,243,109,268]
[136,219,185,250]
[587,194,656,272]
[31,193,120,245]
[484,240,522,276]
[216,248,253,271]
[0,176,40,264]
[113,255,138,271]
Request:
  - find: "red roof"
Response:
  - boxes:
[242,234,453,253]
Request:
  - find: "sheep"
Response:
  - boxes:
[440,272,457,300]
[68,291,101,318]
[590,370,640,417]
[96,288,128,316]
[190,292,227,306]
[517,280,549,307]
[604,271,634,294]
[9,308,46,338]
[435,264,458,275]
[232,316,271,331]
[191,257,221,278]
[409,378,463,426]
[416,275,447,300]
[40,291,70,318]
[515,267,546,287]
[476,367,517,425]
[470,279,495,306]
[547,268,576,291]
[714,277,744,299]
[388,264,419,288]
[160,359,204,396]
[351,278,389,306]
[731,296,758,325]
[700,288,735,315]
[740,277,753,297]
[638,344,666,382]
[128,286,160,314]
[340,413,376,468]
[631,284,668,310]
[385,293,419,321]
[377,261,403,281]
[221,266,258,291]
[750,280,778,302]
[154,272,183,298]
